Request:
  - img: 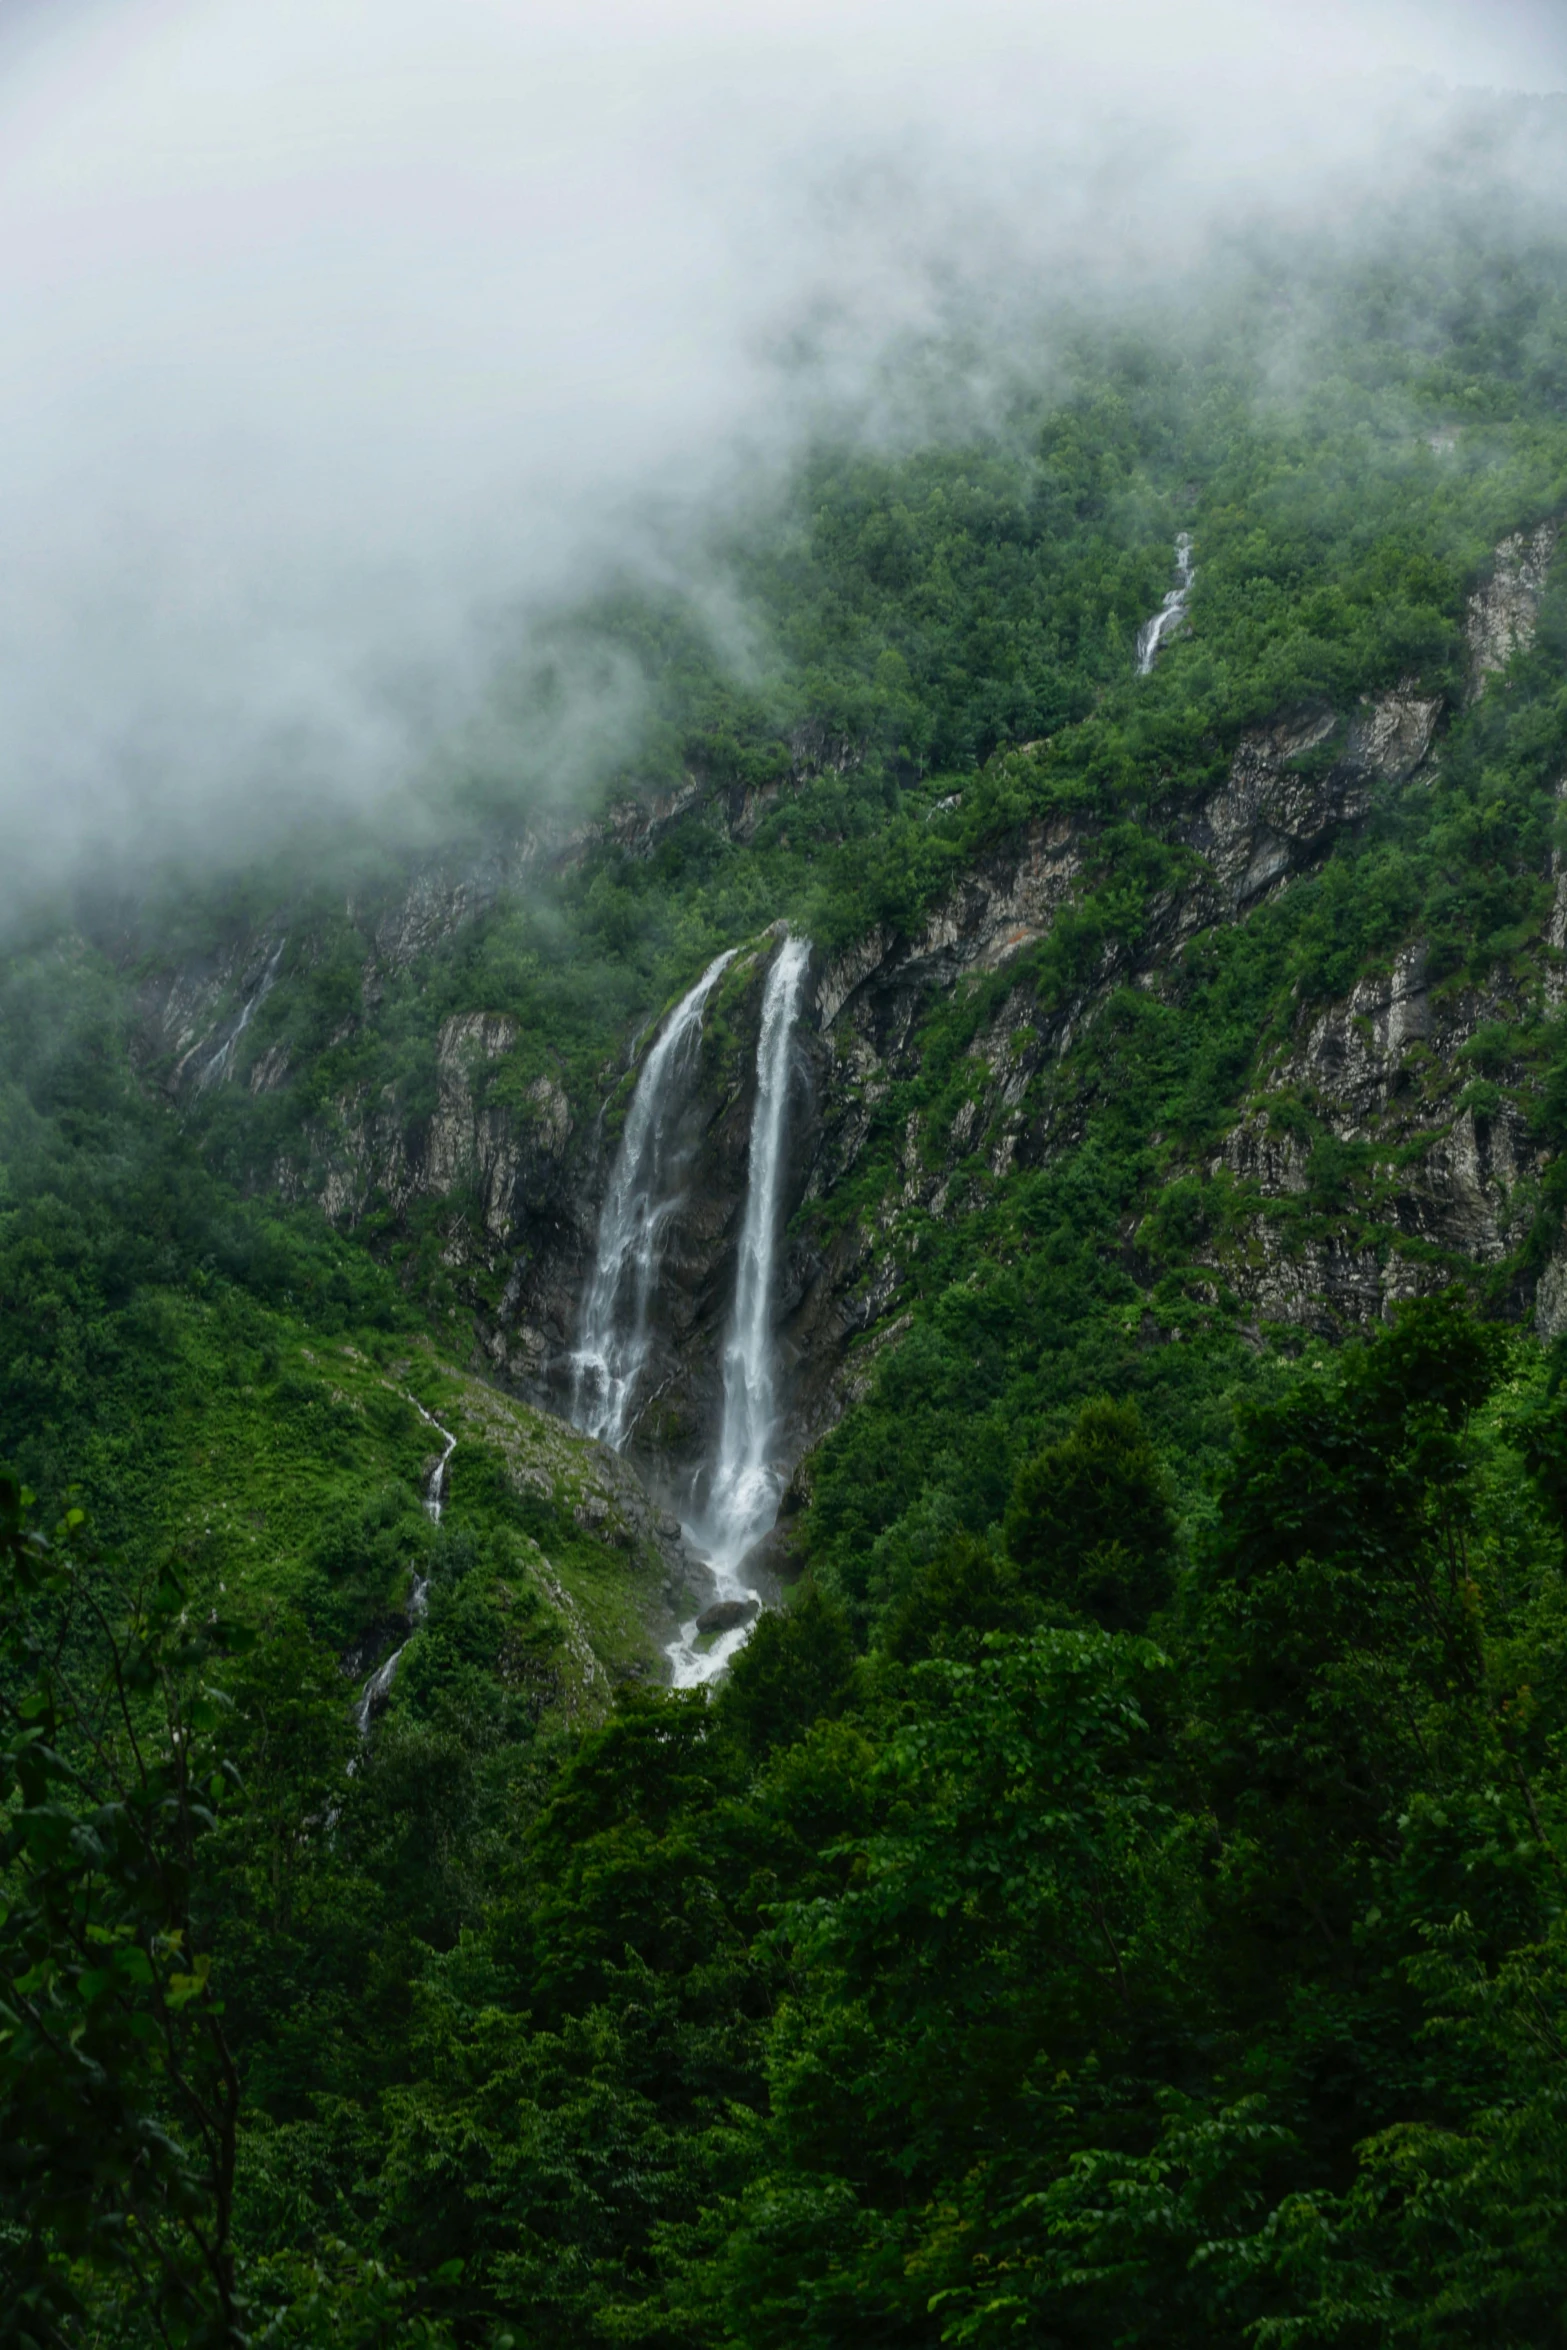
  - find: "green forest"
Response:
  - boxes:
[9,175,1567,2346]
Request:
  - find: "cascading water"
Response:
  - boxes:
[1135,533,1195,675]
[198,938,286,1090]
[571,949,736,1449]
[668,934,811,1689]
[414,1398,457,1528]
[352,1398,456,1738]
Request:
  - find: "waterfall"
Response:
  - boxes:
[352,1397,456,1739]
[353,1643,405,1739]
[571,949,736,1449]
[669,933,811,1689]
[197,937,286,1090]
[1135,533,1195,675]
[412,1397,457,1527]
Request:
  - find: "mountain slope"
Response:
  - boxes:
[11,220,1567,2344]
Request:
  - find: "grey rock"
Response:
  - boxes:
[1466,523,1558,699]
[738,1519,806,1584]
[696,1598,758,1635]
[1537,1246,1567,1342]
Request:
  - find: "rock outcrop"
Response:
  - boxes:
[1178,686,1441,920]
[318,1012,571,1247]
[1466,522,1558,697]
[1192,942,1542,1336]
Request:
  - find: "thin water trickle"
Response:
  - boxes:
[411,1398,457,1524]
[353,1643,404,1738]
[669,934,811,1689]
[351,1396,455,1741]
[571,949,736,1449]
[198,938,286,1090]
[1136,533,1195,675]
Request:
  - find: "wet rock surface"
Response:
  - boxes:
[1193,940,1546,1336]
[1179,689,1441,915]
[695,1597,758,1635]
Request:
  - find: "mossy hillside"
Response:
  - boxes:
[7,1276,667,1714]
[183,1327,668,1700]
[796,597,1567,1620]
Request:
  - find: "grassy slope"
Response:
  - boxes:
[10,1271,672,1723]
[169,1319,668,1681]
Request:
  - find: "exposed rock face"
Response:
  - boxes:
[423,1015,554,1245]
[1348,685,1447,784]
[1535,1251,1567,1342]
[134,932,291,1093]
[818,814,1091,1046]
[1466,522,1559,697]
[111,525,1567,1501]
[1271,941,1438,1122]
[1179,688,1441,918]
[315,1012,573,1261]
[1195,943,1543,1336]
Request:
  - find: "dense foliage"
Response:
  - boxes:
[9,1298,1567,2345]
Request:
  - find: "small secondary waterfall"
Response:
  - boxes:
[571,949,736,1449]
[1135,533,1195,675]
[414,1398,457,1526]
[198,938,286,1090]
[352,1399,456,1738]
[669,934,811,1689]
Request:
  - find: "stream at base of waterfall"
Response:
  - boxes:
[568,933,812,1689]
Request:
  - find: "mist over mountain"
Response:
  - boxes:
[3,0,1567,909]
[12,5,1567,2343]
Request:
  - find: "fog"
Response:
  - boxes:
[1,0,1565,903]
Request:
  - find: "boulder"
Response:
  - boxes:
[696,1597,758,1636]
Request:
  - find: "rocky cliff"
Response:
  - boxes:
[115,523,1563,1513]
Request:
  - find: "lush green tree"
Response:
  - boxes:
[1005,1395,1177,1631]
[877,1531,1035,1664]
[713,1587,858,1761]
[680,1629,1205,2347]
[0,1475,244,2347]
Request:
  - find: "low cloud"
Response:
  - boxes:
[1,0,1564,906]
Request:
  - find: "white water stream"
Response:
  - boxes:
[1135,532,1195,674]
[352,1397,456,1738]
[668,935,811,1688]
[571,949,737,1449]
[566,932,812,1687]
[197,938,287,1090]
